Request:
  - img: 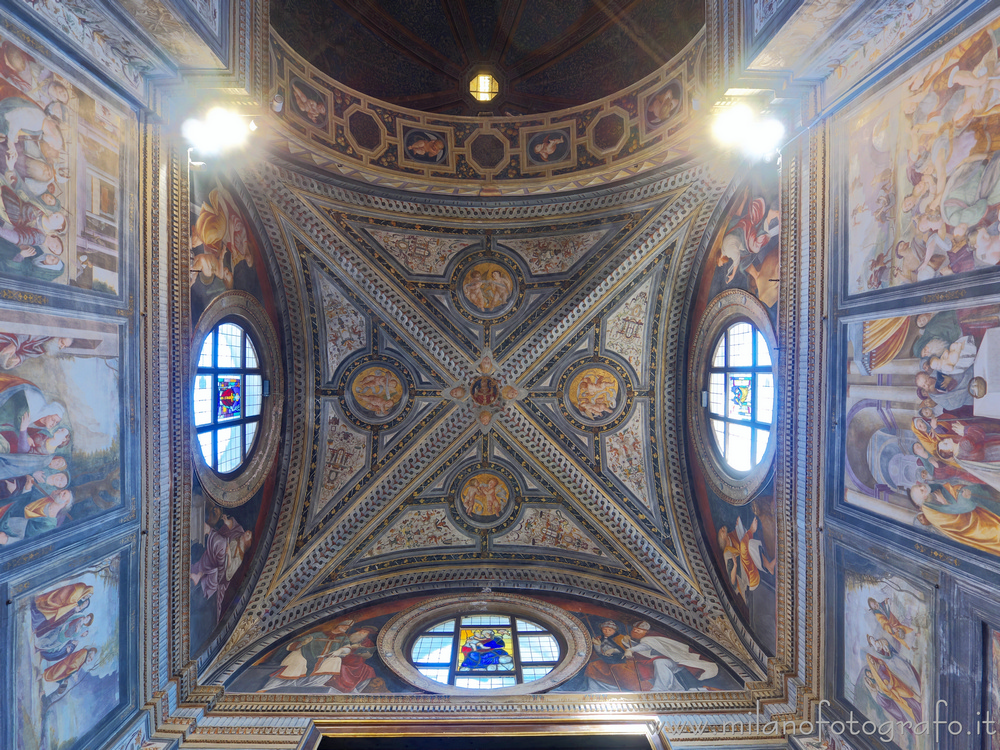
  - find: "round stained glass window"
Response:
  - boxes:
[193,321,264,474]
[409,614,561,690]
[705,321,774,472]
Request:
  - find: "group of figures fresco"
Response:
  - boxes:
[0,32,122,292]
[0,311,120,550]
[849,17,1000,292]
[14,554,121,750]
[248,618,393,695]
[844,303,1000,558]
[841,555,932,750]
[228,596,741,695]
[557,615,733,693]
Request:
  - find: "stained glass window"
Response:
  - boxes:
[409,614,561,689]
[706,322,774,472]
[194,321,264,474]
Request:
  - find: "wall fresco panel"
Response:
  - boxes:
[842,9,1000,298]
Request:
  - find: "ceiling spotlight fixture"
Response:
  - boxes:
[182,107,253,156]
[470,72,499,103]
[712,103,785,159]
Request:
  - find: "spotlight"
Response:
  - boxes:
[711,104,785,159]
[711,104,754,146]
[182,107,251,156]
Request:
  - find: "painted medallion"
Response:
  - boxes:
[645,79,683,128]
[460,261,516,317]
[459,473,511,522]
[403,128,447,164]
[348,366,405,421]
[527,129,570,166]
[471,376,500,406]
[567,367,622,423]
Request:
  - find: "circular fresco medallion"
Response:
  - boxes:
[566,366,623,424]
[458,472,511,524]
[471,375,501,406]
[460,261,517,317]
[348,365,406,421]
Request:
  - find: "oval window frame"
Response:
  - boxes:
[378,593,591,696]
[190,291,283,506]
[688,290,778,503]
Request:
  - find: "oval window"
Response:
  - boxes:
[409,614,561,689]
[193,321,264,474]
[705,321,774,472]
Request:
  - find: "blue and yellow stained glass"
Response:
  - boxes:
[727,373,752,421]
[457,627,514,672]
[217,375,242,420]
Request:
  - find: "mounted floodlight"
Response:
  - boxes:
[182,107,251,156]
[712,103,784,159]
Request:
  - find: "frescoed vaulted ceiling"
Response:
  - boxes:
[212,155,770,683]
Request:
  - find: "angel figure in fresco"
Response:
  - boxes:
[291,82,327,125]
[717,197,780,284]
[460,476,507,518]
[352,369,402,416]
[867,597,914,649]
[533,134,565,161]
[717,515,776,602]
[407,137,444,159]
[481,269,513,309]
[190,188,254,290]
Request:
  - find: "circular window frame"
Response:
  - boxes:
[190,291,284,506]
[378,593,591,696]
[688,290,777,503]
